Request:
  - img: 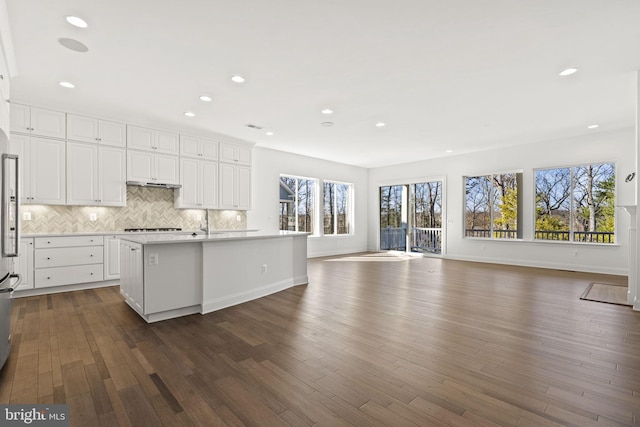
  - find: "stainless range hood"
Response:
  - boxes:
[126,181,181,189]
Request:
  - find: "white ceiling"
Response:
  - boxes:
[5,0,640,168]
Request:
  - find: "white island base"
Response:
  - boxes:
[119,232,309,323]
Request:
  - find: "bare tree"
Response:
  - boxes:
[465,176,490,230]
[536,168,571,216]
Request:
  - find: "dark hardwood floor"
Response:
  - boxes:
[1,253,639,426]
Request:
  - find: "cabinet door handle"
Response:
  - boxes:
[90,254,93,257]
[46,257,50,260]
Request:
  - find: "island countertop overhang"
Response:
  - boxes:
[119,230,310,245]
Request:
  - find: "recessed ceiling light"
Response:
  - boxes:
[587,124,599,129]
[559,68,578,77]
[231,75,246,83]
[65,16,88,29]
[321,122,334,127]
[184,111,195,117]
[321,108,334,115]
[199,95,212,102]
[59,81,75,88]
[265,131,274,136]
[58,38,89,53]
[445,149,453,153]
[375,122,386,127]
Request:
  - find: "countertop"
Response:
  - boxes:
[119,230,310,245]
[22,229,258,238]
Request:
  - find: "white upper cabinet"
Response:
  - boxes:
[219,163,251,210]
[219,142,252,165]
[156,130,180,154]
[127,150,179,185]
[127,125,179,155]
[180,135,218,161]
[127,125,154,150]
[67,114,126,147]
[10,104,66,139]
[66,142,97,205]
[67,142,126,206]
[10,134,66,205]
[98,146,127,205]
[9,103,30,134]
[175,158,218,209]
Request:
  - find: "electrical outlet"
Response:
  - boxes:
[89,213,98,221]
[149,254,159,265]
[236,215,241,221]
[262,264,267,273]
[22,212,32,221]
[195,214,202,221]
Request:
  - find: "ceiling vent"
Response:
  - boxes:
[245,124,263,130]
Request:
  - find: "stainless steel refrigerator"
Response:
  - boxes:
[0,129,20,370]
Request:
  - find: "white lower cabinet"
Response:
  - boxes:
[13,238,34,291]
[104,236,120,280]
[119,240,143,315]
[34,236,105,288]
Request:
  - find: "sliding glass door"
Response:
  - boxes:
[379,185,405,250]
[379,180,443,255]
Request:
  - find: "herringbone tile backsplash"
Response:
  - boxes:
[20,186,246,234]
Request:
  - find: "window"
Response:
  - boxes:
[279,175,317,233]
[323,181,352,235]
[535,163,615,243]
[465,172,522,239]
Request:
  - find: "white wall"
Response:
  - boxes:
[248,147,369,258]
[368,128,636,276]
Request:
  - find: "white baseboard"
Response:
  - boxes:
[12,280,119,298]
[201,279,299,314]
[308,247,368,258]
[444,254,627,276]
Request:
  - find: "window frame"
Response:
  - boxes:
[533,162,616,245]
[279,174,319,235]
[463,171,523,240]
[322,180,354,236]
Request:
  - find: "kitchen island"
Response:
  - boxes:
[119,231,309,322]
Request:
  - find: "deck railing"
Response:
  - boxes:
[411,227,442,254]
[535,230,615,243]
[380,226,406,251]
[465,229,518,239]
[465,229,615,243]
[380,227,442,253]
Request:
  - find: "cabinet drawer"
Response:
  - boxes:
[35,246,103,268]
[35,264,104,288]
[35,236,104,248]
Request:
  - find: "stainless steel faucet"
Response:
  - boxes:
[200,209,211,235]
